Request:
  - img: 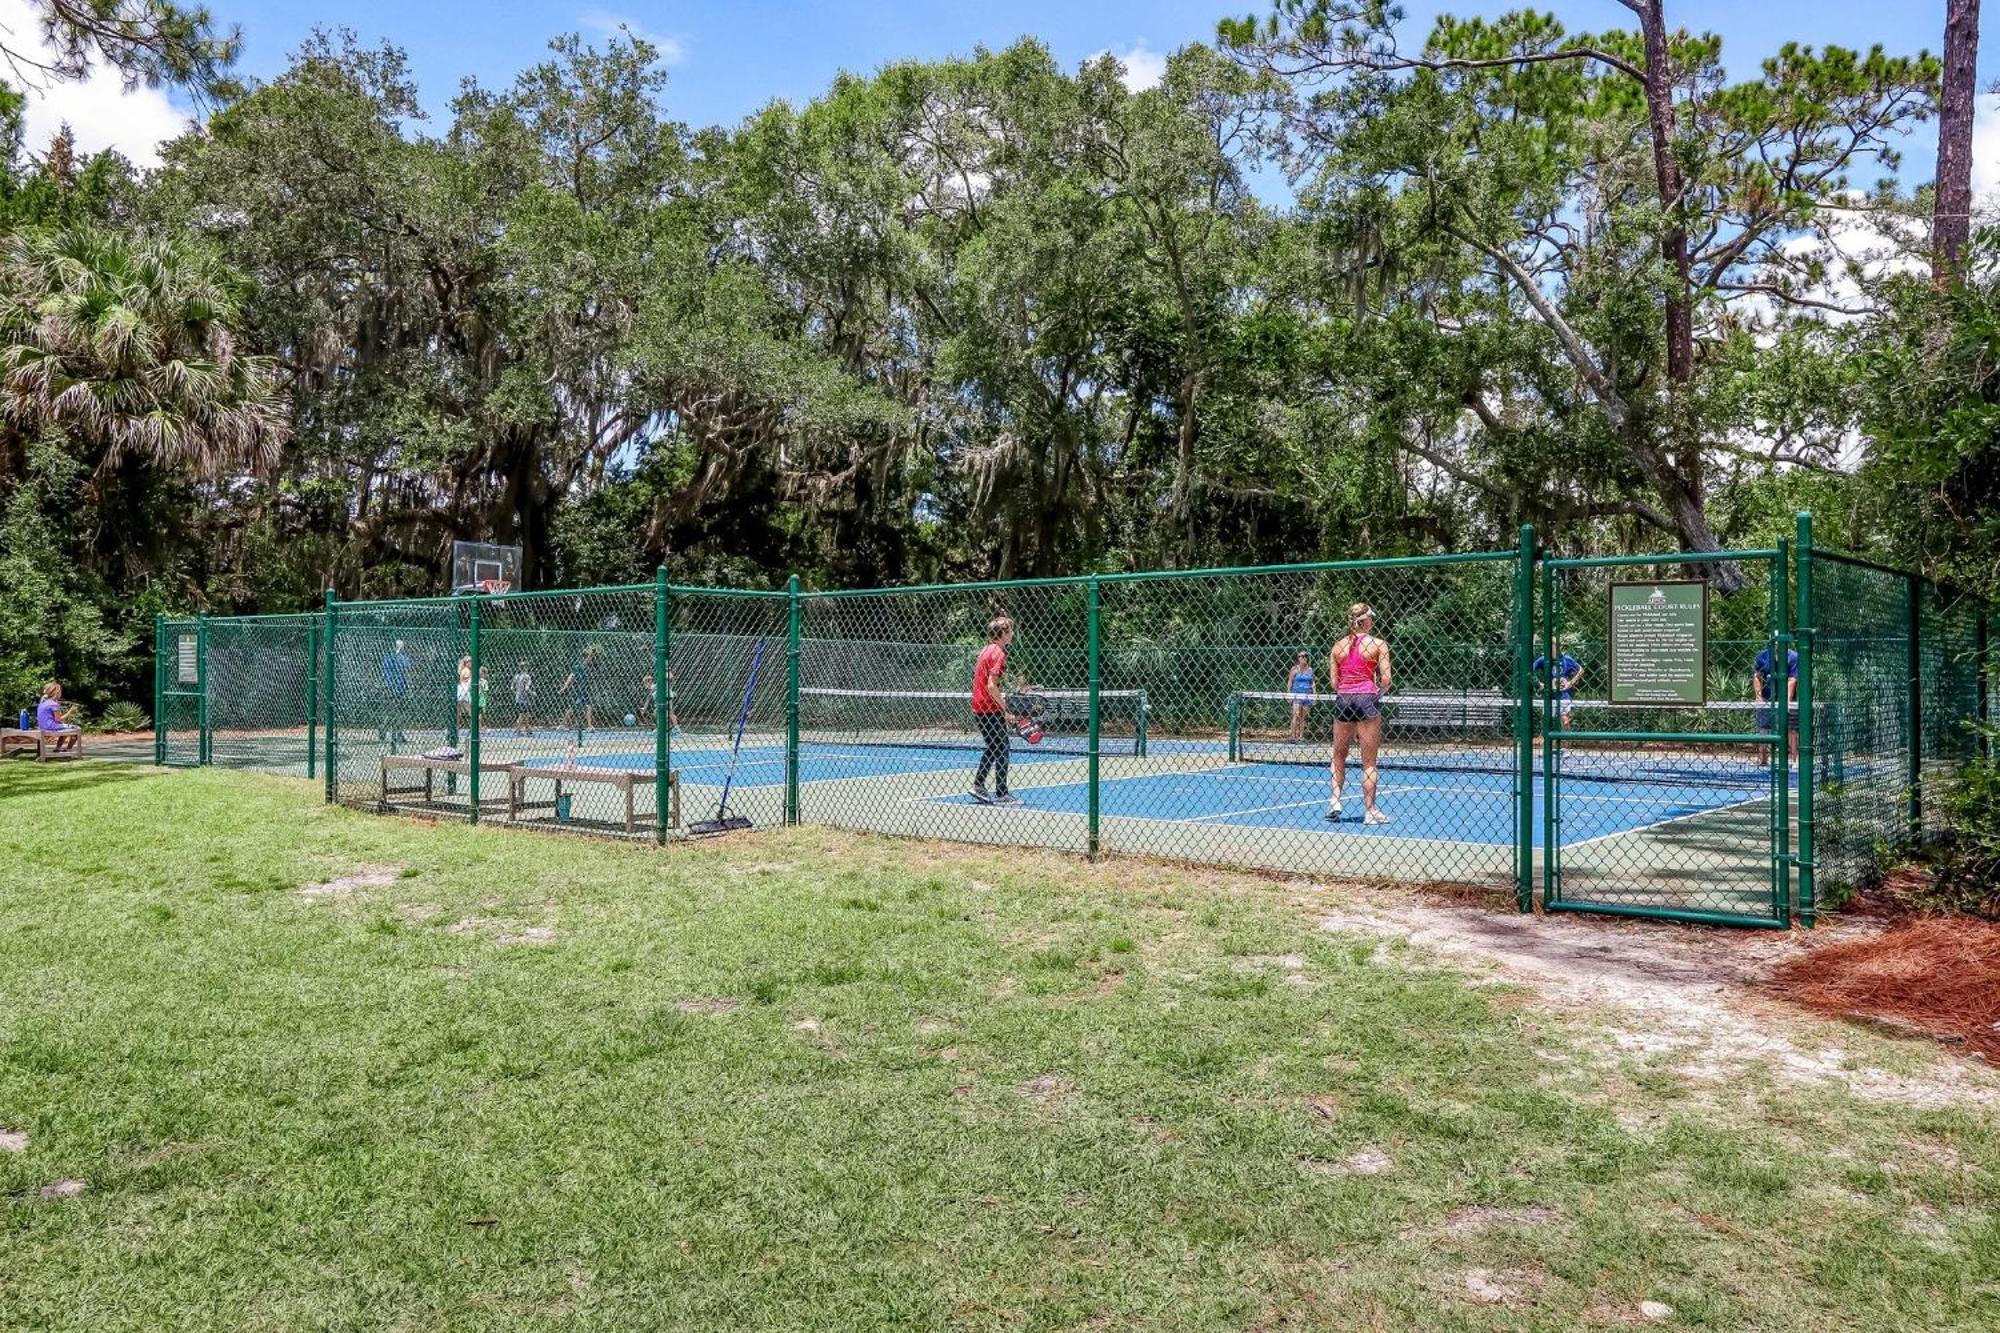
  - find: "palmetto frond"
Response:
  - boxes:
[0,225,290,478]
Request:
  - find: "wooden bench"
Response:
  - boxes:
[1,727,82,761]
[1387,690,1507,731]
[506,763,679,836]
[379,754,512,811]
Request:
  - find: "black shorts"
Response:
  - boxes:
[1332,693,1381,723]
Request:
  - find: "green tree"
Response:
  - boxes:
[1224,3,1937,579]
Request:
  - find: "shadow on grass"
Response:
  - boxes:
[0,757,159,799]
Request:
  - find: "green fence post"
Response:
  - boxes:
[1540,560,1558,909]
[1907,570,1923,841]
[1772,538,1791,926]
[195,613,210,766]
[1515,523,1535,913]
[153,612,166,766]
[786,574,802,826]
[654,566,670,844]
[1980,605,1991,760]
[468,597,482,825]
[322,589,337,805]
[305,618,319,782]
[1796,512,1816,927]
[1087,576,1102,860]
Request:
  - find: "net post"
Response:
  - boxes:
[1772,539,1790,925]
[1087,576,1101,860]
[1226,692,1240,763]
[654,565,671,844]
[153,613,166,766]
[467,597,482,825]
[1795,512,1816,927]
[195,613,210,766]
[1907,569,1923,842]
[305,616,319,782]
[785,573,801,826]
[1515,523,1535,913]
[322,588,337,805]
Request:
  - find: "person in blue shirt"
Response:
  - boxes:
[377,639,411,753]
[560,646,598,737]
[1754,644,1799,762]
[1284,651,1316,741]
[1531,645,1583,752]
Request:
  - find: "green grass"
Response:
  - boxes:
[1,763,1996,1331]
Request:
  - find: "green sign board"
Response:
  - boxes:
[1606,580,1708,705]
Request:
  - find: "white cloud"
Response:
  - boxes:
[0,0,191,170]
[1970,92,2000,201]
[579,9,686,64]
[1097,41,1166,93]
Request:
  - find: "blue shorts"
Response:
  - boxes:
[1332,693,1381,723]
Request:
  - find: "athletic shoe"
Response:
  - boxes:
[1325,799,1343,821]
[1363,809,1391,826]
[969,786,995,804]
[993,793,1023,807]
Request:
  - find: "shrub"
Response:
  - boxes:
[95,701,150,734]
[1929,725,2000,918]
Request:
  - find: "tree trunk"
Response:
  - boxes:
[1936,0,1981,283]
[1633,0,1694,385]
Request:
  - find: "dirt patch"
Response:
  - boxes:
[0,1130,24,1153]
[1766,917,2000,1062]
[1315,892,2000,1108]
[300,865,402,899]
[1304,1146,1393,1177]
[498,926,556,945]
[1462,1267,1542,1305]
[1435,1204,1559,1237]
[1017,1073,1073,1106]
[37,1179,84,1200]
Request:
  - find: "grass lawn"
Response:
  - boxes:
[2,763,1996,1331]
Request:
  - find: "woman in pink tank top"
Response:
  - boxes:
[1326,602,1392,826]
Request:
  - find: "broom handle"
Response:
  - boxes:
[713,640,767,819]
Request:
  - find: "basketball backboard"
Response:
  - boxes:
[451,541,522,595]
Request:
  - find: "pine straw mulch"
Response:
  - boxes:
[1766,914,2000,1062]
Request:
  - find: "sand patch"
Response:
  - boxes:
[300,865,402,899]
[674,998,742,1015]
[1316,894,2000,1109]
[0,1130,24,1153]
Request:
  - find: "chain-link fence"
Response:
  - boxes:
[151,516,1994,929]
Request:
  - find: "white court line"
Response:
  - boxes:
[1559,791,1773,852]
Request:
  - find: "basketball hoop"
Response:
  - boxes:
[476,578,512,596]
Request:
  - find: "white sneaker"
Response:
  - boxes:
[970,786,994,804]
[1364,809,1391,826]
[1325,798,1343,821]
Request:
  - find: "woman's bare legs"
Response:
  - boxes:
[1290,701,1308,741]
[1358,715,1383,818]
[1329,719,1355,812]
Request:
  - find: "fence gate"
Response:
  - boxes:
[155,616,205,768]
[1540,548,1797,928]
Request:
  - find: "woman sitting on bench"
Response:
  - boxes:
[36,682,81,754]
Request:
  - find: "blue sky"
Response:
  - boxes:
[11,0,1996,188]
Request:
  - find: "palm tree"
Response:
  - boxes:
[0,225,287,480]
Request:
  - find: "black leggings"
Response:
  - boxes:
[974,712,1010,794]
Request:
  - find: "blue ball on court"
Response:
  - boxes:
[624,712,637,727]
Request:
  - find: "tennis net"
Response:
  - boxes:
[1228,690,1830,789]
[799,686,1148,757]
